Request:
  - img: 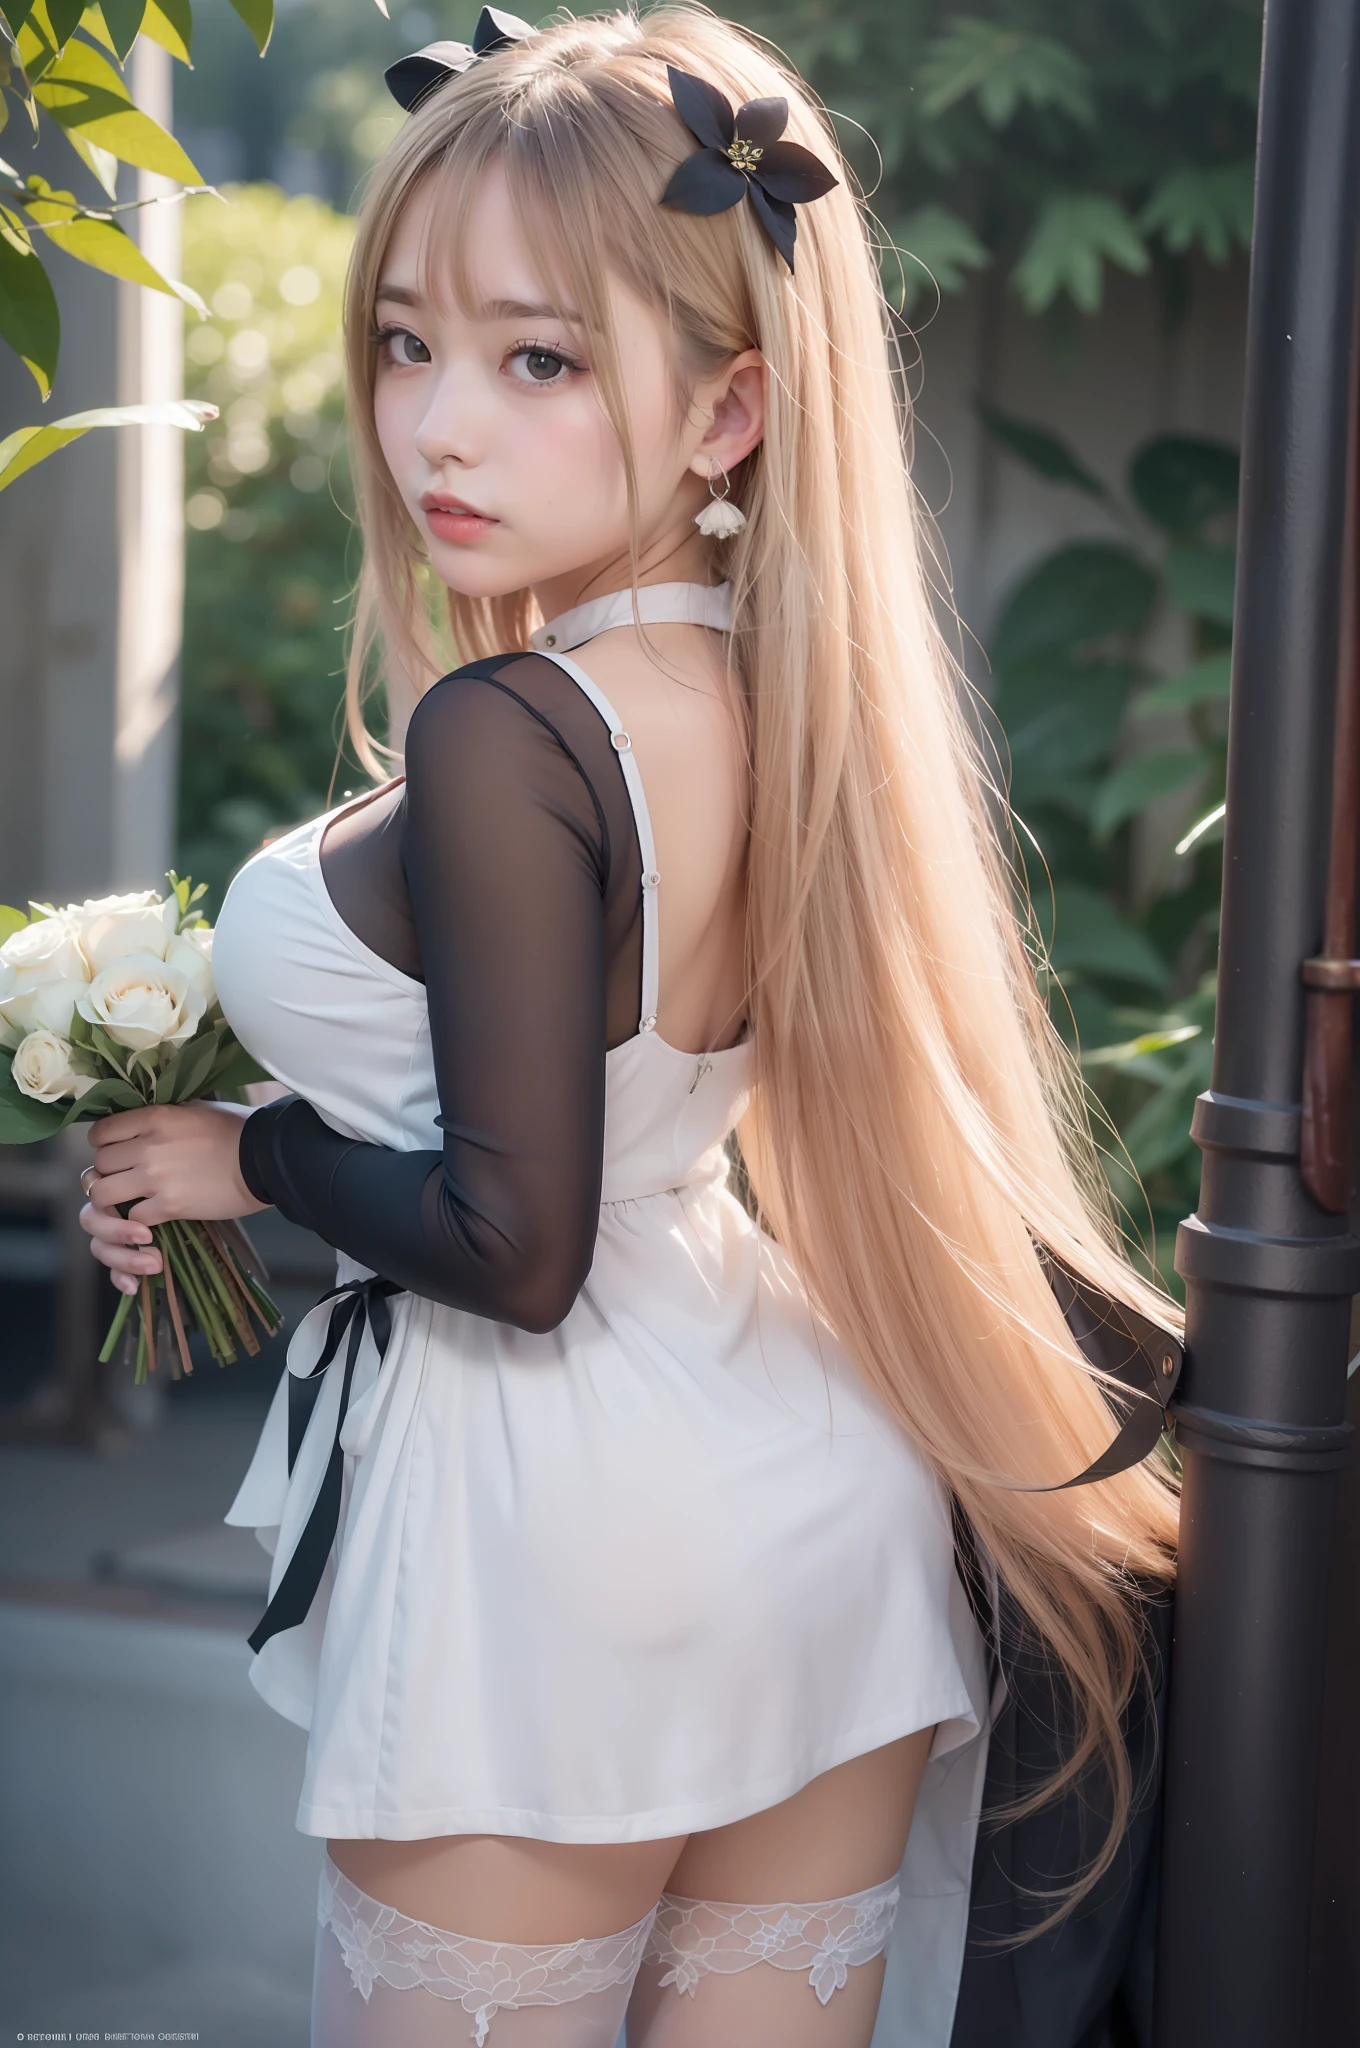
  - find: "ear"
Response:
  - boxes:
[688,348,766,481]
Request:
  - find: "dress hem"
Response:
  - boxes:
[295,1689,979,1843]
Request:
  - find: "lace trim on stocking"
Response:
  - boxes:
[318,1853,657,2046]
[642,1875,900,2006]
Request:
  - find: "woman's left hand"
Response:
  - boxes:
[85,1101,269,1228]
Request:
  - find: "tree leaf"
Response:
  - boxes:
[0,396,215,489]
[224,0,273,56]
[1164,543,1236,625]
[892,203,990,311]
[1135,654,1232,713]
[62,127,120,198]
[1091,751,1208,841]
[1140,161,1254,265]
[1012,194,1150,315]
[46,0,84,48]
[0,210,59,394]
[83,2,148,63]
[998,658,1135,793]
[0,2,39,35]
[34,35,202,181]
[976,397,1109,499]
[918,19,1093,128]
[141,0,190,64]
[1128,436,1239,534]
[22,176,201,305]
[1038,881,1169,994]
[992,544,1158,675]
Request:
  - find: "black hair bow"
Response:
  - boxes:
[385,7,536,113]
[660,65,838,273]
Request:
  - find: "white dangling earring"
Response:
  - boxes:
[694,463,747,539]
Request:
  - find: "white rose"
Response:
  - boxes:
[165,926,214,1007]
[12,1028,99,1105]
[77,951,206,1052]
[71,889,178,972]
[0,962,19,1050]
[0,913,91,1041]
[24,976,91,1038]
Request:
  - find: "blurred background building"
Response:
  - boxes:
[0,3,1266,2042]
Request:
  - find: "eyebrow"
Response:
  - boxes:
[374,283,580,325]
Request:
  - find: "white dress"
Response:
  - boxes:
[214,585,992,2046]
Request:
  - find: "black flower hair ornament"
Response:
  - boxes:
[384,8,536,113]
[660,66,838,274]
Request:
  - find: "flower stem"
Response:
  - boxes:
[98,1285,135,1365]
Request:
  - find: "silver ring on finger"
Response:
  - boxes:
[80,1165,98,1199]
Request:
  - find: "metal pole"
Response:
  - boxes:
[1156,2,1360,2042]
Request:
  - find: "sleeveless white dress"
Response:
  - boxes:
[214,587,993,2046]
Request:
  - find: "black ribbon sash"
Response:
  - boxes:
[247,1276,404,1656]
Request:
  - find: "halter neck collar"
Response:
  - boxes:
[529,581,732,655]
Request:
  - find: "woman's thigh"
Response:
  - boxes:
[325,1831,684,1942]
[627,1730,935,2048]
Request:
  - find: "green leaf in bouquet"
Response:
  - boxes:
[57,1072,143,1122]
[67,1008,94,1050]
[207,1039,273,1093]
[0,903,29,943]
[165,1028,219,1103]
[86,1020,137,1082]
[0,1064,66,1142]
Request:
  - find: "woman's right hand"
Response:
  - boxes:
[80,1189,163,1296]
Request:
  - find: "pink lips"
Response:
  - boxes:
[421,492,499,544]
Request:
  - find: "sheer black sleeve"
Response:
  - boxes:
[237,660,628,1335]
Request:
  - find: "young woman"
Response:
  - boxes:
[80,9,1180,2044]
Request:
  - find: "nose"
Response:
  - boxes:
[412,362,484,471]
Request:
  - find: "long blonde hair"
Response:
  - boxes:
[341,3,1180,1920]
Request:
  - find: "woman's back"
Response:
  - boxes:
[569,617,750,1055]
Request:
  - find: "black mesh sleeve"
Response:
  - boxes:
[236,666,612,1335]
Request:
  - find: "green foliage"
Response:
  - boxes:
[733,0,1261,322]
[176,182,364,914]
[983,407,1238,1286]
[0,0,387,481]
[0,394,211,486]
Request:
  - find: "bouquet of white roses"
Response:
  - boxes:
[0,872,283,1384]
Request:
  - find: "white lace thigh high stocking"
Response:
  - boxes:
[626,1876,901,2046]
[312,1853,655,2047]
